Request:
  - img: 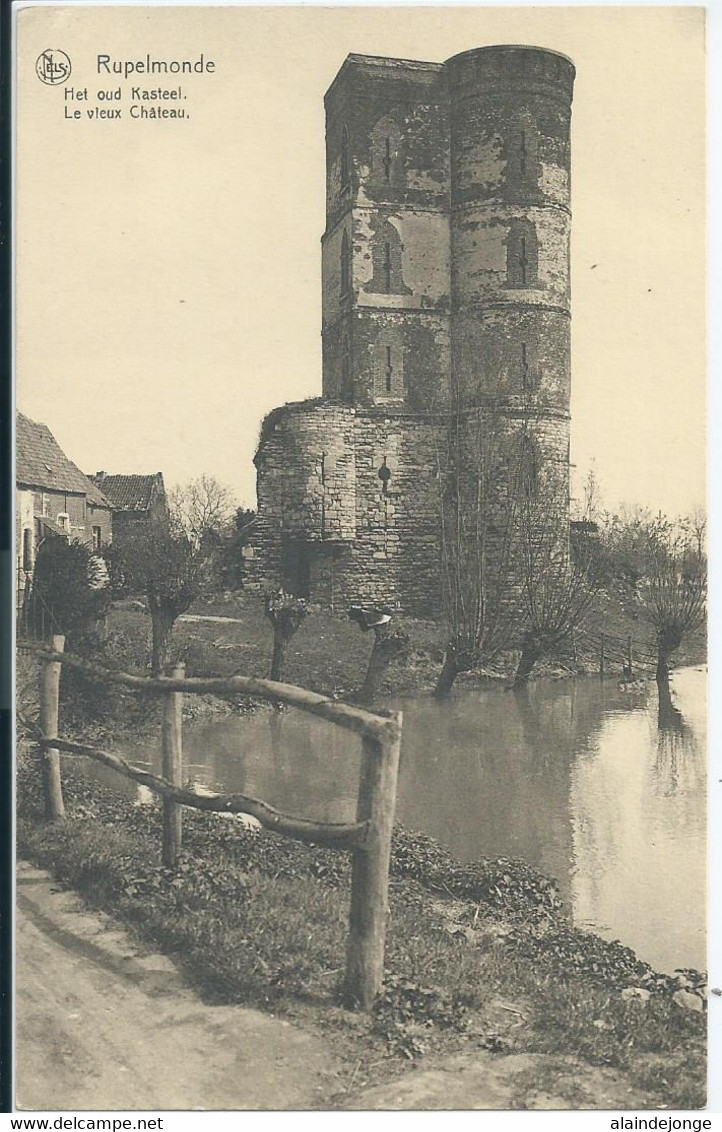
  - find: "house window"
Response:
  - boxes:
[92,525,102,550]
[22,528,32,572]
[57,513,69,532]
[340,230,351,300]
[340,124,350,191]
[506,220,538,288]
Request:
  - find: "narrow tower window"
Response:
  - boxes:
[340,230,351,299]
[374,334,404,400]
[383,137,392,182]
[371,116,403,187]
[507,220,538,288]
[340,124,350,191]
[368,221,410,296]
[505,117,539,193]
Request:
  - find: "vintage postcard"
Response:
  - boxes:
[13,2,709,1116]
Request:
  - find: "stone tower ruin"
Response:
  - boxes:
[249,46,575,615]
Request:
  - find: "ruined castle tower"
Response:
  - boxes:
[250,46,575,615]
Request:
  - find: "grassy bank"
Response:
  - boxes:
[103,583,705,712]
[17,747,706,1110]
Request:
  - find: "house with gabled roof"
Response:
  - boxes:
[16,411,114,596]
[89,472,168,538]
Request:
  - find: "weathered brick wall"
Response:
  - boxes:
[248,402,447,615]
[251,46,575,620]
[322,55,451,413]
[447,45,573,515]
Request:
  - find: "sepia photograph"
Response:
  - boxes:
[13,2,708,1113]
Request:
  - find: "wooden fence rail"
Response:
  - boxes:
[575,628,660,677]
[28,636,402,1009]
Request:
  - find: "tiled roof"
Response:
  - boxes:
[90,473,163,513]
[16,412,113,508]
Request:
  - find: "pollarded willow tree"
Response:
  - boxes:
[264,589,308,682]
[436,397,599,693]
[108,516,205,675]
[512,444,600,687]
[434,408,523,699]
[639,514,707,687]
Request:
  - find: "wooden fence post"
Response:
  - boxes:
[599,633,605,679]
[345,712,402,1009]
[40,634,65,821]
[161,662,185,867]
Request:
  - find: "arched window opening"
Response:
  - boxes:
[505,116,539,193]
[506,220,538,289]
[340,124,350,191]
[371,116,403,187]
[368,221,410,296]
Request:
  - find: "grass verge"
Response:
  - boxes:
[17,746,706,1110]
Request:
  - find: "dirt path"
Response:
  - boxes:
[16,861,345,1111]
[16,860,657,1112]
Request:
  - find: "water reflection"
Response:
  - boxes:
[113,666,706,975]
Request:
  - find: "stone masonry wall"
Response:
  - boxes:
[250,47,574,620]
[248,403,447,616]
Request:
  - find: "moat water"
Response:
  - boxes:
[110,665,707,975]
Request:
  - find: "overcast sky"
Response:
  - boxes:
[17,4,705,517]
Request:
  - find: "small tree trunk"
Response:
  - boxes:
[513,643,540,688]
[150,607,175,677]
[358,628,409,705]
[656,646,672,688]
[270,624,286,681]
[434,646,459,700]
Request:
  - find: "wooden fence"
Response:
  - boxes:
[22,635,403,1009]
[574,628,660,678]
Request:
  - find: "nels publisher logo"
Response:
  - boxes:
[35,49,72,85]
